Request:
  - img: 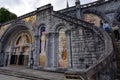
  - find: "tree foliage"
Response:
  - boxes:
[0,7,17,23]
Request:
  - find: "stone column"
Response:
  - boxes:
[46,33,58,69]
[7,46,12,66]
[45,33,50,68]
[66,30,72,69]
[0,41,3,66]
[28,45,30,67]
[28,44,33,67]
[3,46,10,66]
[33,34,39,69]
[53,33,59,69]
[3,51,7,66]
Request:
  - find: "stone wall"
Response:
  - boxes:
[0,1,116,79]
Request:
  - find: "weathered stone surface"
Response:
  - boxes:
[0,0,119,80]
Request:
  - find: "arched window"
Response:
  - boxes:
[39,27,46,67]
[58,28,67,68]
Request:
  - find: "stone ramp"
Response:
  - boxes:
[0,67,64,80]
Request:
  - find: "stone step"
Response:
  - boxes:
[0,69,49,80]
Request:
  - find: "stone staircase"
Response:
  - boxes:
[52,11,113,80]
[0,11,113,80]
[114,41,120,80]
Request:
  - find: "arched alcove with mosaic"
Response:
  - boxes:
[84,13,104,27]
[10,32,31,66]
[39,26,46,67]
[58,28,67,68]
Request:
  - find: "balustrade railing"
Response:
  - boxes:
[52,11,113,79]
[81,0,111,8]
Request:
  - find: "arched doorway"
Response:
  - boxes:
[10,33,31,66]
[0,21,34,67]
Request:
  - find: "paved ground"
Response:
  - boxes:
[0,66,65,80]
[0,74,28,80]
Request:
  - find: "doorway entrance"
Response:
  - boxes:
[10,33,31,66]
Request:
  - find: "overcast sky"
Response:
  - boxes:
[0,0,97,16]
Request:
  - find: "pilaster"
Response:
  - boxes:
[53,33,59,68]
[33,34,39,68]
[75,0,82,19]
[66,30,72,69]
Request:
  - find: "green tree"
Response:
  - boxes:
[0,7,17,23]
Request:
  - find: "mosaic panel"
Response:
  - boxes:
[22,15,36,27]
[39,27,46,67]
[58,29,67,68]
[0,24,11,37]
[84,13,103,27]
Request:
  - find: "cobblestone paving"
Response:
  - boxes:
[0,74,28,80]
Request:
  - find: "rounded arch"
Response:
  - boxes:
[38,23,46,29]
[54,23,67,33]
[38,24,46,35]
[83,9,110,23]
[38,23,47,67]
[5,30,33,50]
[0,21,35,66]
[57,27,67,68]
[13,30,32,46]
[1,21,34,43]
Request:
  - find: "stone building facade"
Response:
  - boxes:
[0,0,120,80]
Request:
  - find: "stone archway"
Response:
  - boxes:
[83,9,110,27]
[0,21,34,67]
[58,28,67,68]
[10,32,31,66]
[54,24,68,69]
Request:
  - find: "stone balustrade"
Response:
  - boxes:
[52,11,113,80]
